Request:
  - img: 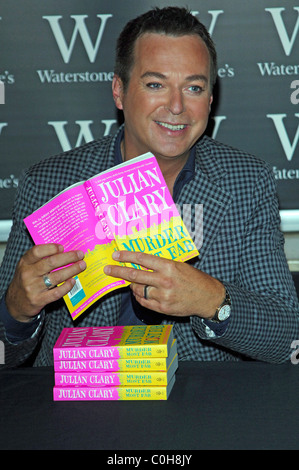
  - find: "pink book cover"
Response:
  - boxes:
[24,152,198,320]
[87,153,198,259]
[53,325,174,360]
[54,350,178,387]
[53,375,176,401]
[54,338,177,372]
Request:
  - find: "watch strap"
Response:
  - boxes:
[210,289,231,323]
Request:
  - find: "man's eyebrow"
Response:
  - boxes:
[140,71,167,80]
[141,71,208,83]
[185,74,208,84]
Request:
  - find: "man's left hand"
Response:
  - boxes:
[104,251,225,320]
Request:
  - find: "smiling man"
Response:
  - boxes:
[107,28,224,322]
[0,7,298,367]
[112,33,213,182]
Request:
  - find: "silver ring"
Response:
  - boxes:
[43,274,53,290]
[144,285,150,300]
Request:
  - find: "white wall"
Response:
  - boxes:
[0,243,6,266]
[284,233,299,272]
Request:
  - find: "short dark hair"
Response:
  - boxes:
[114,6,217,92]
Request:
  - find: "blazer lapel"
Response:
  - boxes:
[177,138,233,266]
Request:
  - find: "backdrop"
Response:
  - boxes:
[1,0,299,236]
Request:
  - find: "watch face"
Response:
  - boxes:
[218,304,231,321]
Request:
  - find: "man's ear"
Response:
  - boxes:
[112,75,124,110]
[209,94,213,113]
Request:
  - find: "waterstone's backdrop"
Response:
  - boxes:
[0,0,298,269]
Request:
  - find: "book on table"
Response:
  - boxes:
[53,339,177,372]
[24,152,199,320]
[54,351,178,387]
[53,325,177,372]
[53,324,174,360]
[53,374,176,401]
[52,325,178,401]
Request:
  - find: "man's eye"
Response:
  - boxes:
[188,85,203,93]
[146,82,162,89]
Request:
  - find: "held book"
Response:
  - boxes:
[54,338,177,372]
[23,152,199,320]
[53,374,176,401]
[54,350,178,387]
[53,325,174,361]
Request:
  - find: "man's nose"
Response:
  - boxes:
[166,89,185,115]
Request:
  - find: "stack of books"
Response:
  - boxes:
[53,325,178,401]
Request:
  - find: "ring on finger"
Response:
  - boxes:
[144,285,150,300]
[43,274,53,290]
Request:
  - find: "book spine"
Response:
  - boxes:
[54,371,169,387]
[54,357,170,372]
[53,385,170,401]
[83,180,114,241]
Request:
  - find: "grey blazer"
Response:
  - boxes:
[1,127,298,366]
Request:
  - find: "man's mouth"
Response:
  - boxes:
[155,121,187,131]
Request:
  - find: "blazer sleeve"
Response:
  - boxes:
[0,170,46,368]
[191,164,299,363]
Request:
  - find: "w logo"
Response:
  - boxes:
[266,7,299,56]
[43,14,113,63]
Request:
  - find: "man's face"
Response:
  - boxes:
[113,33,213,163]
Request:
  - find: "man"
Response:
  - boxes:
[0,7,298,367]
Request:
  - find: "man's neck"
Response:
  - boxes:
[120,140,190,196]
[155,155,189,196]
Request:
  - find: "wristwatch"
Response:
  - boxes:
[210,289,231,322]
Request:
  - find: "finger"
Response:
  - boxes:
[104,263,157,287]
[37,277,77,309]
[112,250,172,272]
[132,288,163,313]
[37,249,85,277]
[23,243,64,264]
[42,259,86,289]
[130,283,155,300]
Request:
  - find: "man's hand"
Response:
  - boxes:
[5,244,86,322]
[104,251,225,319]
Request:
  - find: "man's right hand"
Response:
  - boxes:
[5,244,86,322]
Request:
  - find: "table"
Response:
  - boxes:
[0,361,298,450]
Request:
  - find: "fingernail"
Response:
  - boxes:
[77,250,85,259]
[104,266,111,275]
[112,251,120,260]
[79,260,86,270]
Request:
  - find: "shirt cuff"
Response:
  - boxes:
[202,317,231,338]
[0,294,41,344]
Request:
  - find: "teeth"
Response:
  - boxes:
[156,121,186,131]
